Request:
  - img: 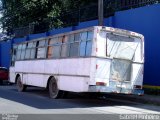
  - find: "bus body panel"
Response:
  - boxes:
[9,67,16,83]
[131,63,143,87]
[95,58,111,87]
[13,58,92,91]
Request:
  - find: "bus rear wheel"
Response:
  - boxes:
[16,76,26,92]
[49,77,63,99]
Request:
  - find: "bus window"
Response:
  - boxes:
[16,44,22,60]
[61,35,69,57]
[47,37,61,58]
[47,39,53,58]
[107,33,138,60]
[79,31,93,56]
[75,33,80,41]
[11,45,17,66]
[87,31,93,40]
[25,42,33,59]
[36,40,46,59]
[86,41,92,56]
[68,34,74,43]
[30,42,37,59]
[53,37,61,58]
[70,42,79,57]
[20,44,27,60]
[52,45,61,58]
[49,37,61,45]
[79,41,86,56]
[38,40,46,47]
[80,32,87,41]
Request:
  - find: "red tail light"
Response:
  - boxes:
[134,85,142,89]
[96,82,106,86]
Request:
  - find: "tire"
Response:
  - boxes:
[16,76,27,92]
[48,77,63,99]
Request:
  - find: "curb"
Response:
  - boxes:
[106,94,160,106]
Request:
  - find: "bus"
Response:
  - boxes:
[9,26,144,98]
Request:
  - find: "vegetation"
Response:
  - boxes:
[0,0,97,36]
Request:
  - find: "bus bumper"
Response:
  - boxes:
[88,86,144,95]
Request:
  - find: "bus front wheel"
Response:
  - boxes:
[49,77,63,99]
[16,76,27,92]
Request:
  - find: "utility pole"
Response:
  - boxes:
[98,0,104,26]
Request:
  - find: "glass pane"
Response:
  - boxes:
[80,32,87,41]
[25,49,31,59]
[53,46,61,58]
[110,59,131,81]
[27,42,33,48]
[107,33,137,60]
[86,41,92,56]
[18,44,22,50]
[87,31,93,40]
[68,34,74,42]
[30,48,36,59]
[58,36,63,42]
[22,44,26,49]
[50,37,60,45]
[16,50,21,60]
[38,40,46,47]
[37,47,46,58]
[79,41,86,56]
[47,46,53,58]
[70,42,79,57]
[61,44,70,57]
[75,33,80,41]
[32,42,37,47]
[20,50,25,60]
[62,35,68,43]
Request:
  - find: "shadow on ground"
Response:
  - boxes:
[0,84,160,112]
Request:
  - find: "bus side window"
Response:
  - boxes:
[61,35,69,58]
[30,42,37,59]
[11,45,17,66]
[79,31,93,57]
[86,31,93,56]
[52,37,62,58]
[80,32,87,56]
[36,39,46,59]
[25,42,33,59]
[69,33,79,57]
[47,37,61,58]
[20,44,27,60]
[16,44,22,60]
[47,38,53,58]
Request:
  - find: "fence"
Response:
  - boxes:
[13,0,160,37]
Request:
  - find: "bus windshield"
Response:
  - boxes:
[106,33,140,60]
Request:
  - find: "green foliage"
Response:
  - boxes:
[0,0,97,36]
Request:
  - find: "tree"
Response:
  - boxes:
[0,0,97,37]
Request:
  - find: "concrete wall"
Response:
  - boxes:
[0,4,160,86]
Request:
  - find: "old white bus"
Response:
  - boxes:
[9,26,144,98]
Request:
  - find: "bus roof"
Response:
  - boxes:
[13,26,144,45]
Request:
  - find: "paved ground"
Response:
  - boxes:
[0,85,160,120]
[0,85,159,114]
